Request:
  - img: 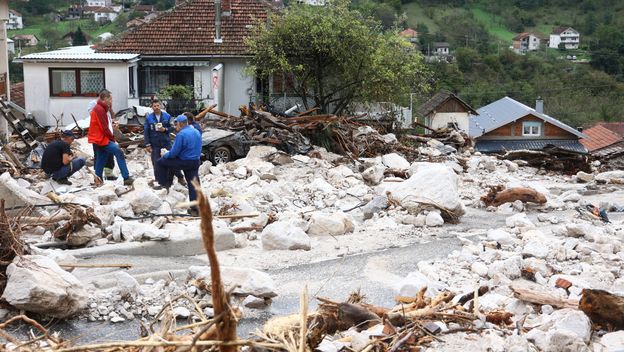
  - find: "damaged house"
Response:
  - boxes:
[581,122,624,168]
[469,96,588,154]
[16,0,273,127]
[416,90,478,134]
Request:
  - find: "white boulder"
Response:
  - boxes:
[506,213,535,228]
[262,220,311,250]
[188,266,277,298]
[307,211,355,236]
[382,153,410,169]
[599,331,624,352]
[126,187,162,213]
[425,211,444,227]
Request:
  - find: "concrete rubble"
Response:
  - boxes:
[1,135,624,351]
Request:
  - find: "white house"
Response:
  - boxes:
[17,0,274,127]
[93,7,118,22]
[85,0,112,7]
[549,27,580,50]
[16,46,140,126]
[433,42,450,56]
[512,32,541,53]
[7,9,23,30]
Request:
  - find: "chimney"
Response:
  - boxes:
[535,96,544,114]
[214,0,222,43]
[577,127,583,132]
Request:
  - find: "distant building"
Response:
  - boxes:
[416,90,478,134]
[469,97,587,154]
[399,28,418,43]
[134,4,155,13]
[7,38,14,54]
[67,4,84,19]
[296,0,325,5]
[12,34,39,47]
[93,7,118,22]
[7,9,23,29]
[84,0,112,7]
[549,27,580,50]
[581,122,624,167]
[512,32,541,53]
[433,42,450,56]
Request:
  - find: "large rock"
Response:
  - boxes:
[361,195,389,220]
[487,229,514,244]
[67,225,102,247]
[599,331,624,352]
[262,221,311,250]
[126,188,162,213]
[381,153,410,169]
[425,211,444,227]
[121,221,169,241]
[361,165,386,185]
[505,213,535,228]
[0,172,50,216]
[395,271,448,298]
[596,170,624,183]
[379,163,464,217]
[307,211,354,236]
[488,256,522,280]
[1,255,87,318]
[188,266,277,298]
[527,308,592,351]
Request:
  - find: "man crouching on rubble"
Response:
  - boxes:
[155,114,202,216]
[41,130,86,185]
[88,89,134,186]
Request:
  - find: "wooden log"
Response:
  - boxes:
[216,213,260,220]
[481,187,547,207]
[579,289,624,330]
[510,280,579,309]
[58,263,133,269]
[18,213,72,224]
[2,145,25,170]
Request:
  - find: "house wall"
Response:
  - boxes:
[431,112,470,132]
[23,61,131,126]
[222,58,254,116]
[0,0,9,140]
[549,35,561,49]
[480,114,578,140]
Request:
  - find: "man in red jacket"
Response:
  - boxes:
[88,89,134,186]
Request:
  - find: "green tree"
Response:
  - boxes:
[246,2,430,114]
[72,27,88,46]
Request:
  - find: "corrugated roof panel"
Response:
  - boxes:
[18,46,139,62]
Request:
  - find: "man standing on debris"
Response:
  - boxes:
[144,100,186,187]
[183,112,203,133]
[41,130,86,185]
[88,93,116,181]
[88,89,134,186]
[155,114,202,216]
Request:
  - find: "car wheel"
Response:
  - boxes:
[211,146,232,165]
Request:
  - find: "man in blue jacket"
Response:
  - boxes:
[144,100,185,187]
[155,114,202,215]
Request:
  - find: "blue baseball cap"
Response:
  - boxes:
[174,114,188,123]
[61,130,77,138]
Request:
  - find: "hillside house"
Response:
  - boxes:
[67,5,84,19]
[512,32,541,53]
[433,42,450,56]
[581,122,624,167]
[549,27,580,50]
[7,9,23,30]
[93,7,118,22]
[17,0,273,127]
[399,28,418,45]
[12,34,38,47]
[416,91,477,134]
[469,97,587,154]
[85,0,112,7]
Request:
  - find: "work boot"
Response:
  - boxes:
[123,176,135,186]
[148,180,163,190]
[177,176,187,186]
[56,178,72,185]
[103,168,116,181]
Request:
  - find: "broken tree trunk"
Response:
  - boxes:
[579,289,624,330]
[480,186,547,207]
[510,280,579,309]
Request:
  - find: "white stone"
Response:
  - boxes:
[0,172,51,216]
[173,306,191,318]
[126,187,162,213]
[115,271,139,297]
[189,266,277,298]
[121,221,169,241]
[307,211,354,236]
[381,153,410,169]
[566,223,593,238]
[309,177,336,194]
[487,229,514,244]
[471,262,488,277]
[576,171,594,183]
[505,213,535,228]
[242,295,266,309]
[1,255,87,318]
[246,146,279,159]
[395,271,448,298]
[600,331,624,352]
[544,308,592,343]
[425,211,444,227]
[361,165,386,185]
[67,225,102,247]
[523,240,550,259]
[148,305,162,316]
[379,163,464,218]
[110,200,135,218]
[596,170,624,183]
[558,190,581,202]
[487,256,522,280]
[503,160,519,172]
[214,228,237,251]
[262,220,311,251]
[233,166,248,179]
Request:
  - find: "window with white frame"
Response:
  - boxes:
[522,121,542,136]
[49,68,105,97]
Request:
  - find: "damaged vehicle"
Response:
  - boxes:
[201,128,251,164]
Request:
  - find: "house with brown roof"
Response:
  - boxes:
[12,34,39,47]
[416,91,477,134]
[16,0,272,126]
[512,32,541,53]
[580,122,624,165]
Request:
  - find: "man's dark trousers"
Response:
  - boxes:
[150,147,183,180]
[93,144,114,169]
[155,158,200,202]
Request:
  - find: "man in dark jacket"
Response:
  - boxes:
[41,130,86,185]
[144,100,185,187]
[156,115,202,216]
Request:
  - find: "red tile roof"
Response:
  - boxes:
[552,26,577,35]
[600,122,624,137]
[399,28,418,38]
[10,82,24,109]
[97,0,270,57]
[580,124,622,151]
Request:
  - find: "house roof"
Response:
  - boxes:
[512,32,530,40]
[93,6,117,14]
[10,82,25,109]
[475,139,587,154]
[469,96,588,139]
[580,124,622,151]
[97,0,270,57]
[12,34,38,41]
[9,9,22,17]
[416,91,478,118]
[552,26,577,35]
[16,45,139,63]
[399,28,418,38]
[600,122,624,136]
[433,42,449,48]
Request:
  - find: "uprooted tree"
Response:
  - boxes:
[246,0,430,115]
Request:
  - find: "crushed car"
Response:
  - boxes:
[201,128,251,164]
